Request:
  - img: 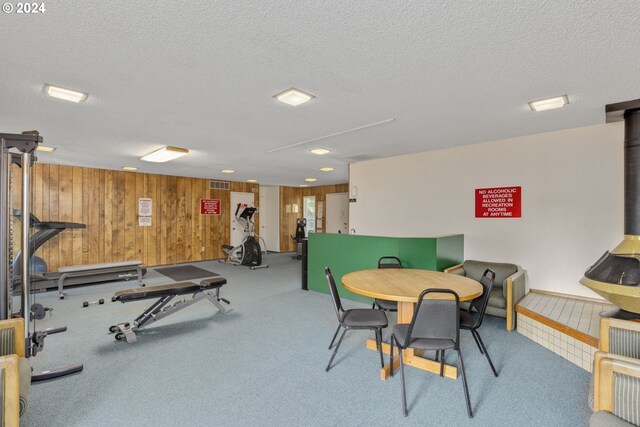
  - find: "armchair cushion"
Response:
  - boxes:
[462,260,518,291]
[488,288,506,309]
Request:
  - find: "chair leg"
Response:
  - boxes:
[470,328,484,354]
[328,324,342,350]
[326,329,347,372]
[389,336,395,377]
[399,344,408,417]
[457,349,473,418]
[439,350,445,377]
[473,329,498,377]
[375,329,385,368]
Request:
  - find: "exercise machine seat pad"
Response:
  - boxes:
[114,278,227,302]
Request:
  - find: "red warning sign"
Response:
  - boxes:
[200,199,221,215]
[475,187,521,218]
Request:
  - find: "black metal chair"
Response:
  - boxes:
[390,289,472,418]
[372,256,402,312]
[325,267,388,372]
[460,268,498,377]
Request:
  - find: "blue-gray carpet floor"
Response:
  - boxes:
[22,253,591,426]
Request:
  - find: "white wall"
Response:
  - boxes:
[259,185,280,252]
[349,123,624,298]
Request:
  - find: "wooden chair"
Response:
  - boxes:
[591,351,640,426]
[0,318,28,426]
[590,317,640,410]
[0,354,20,426]
[599,317,640,358]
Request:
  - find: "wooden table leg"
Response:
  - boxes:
[365,301,458,381]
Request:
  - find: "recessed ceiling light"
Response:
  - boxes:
[140,146,189,162]
[221,169,235,174]
[247,179,258,183]
[305,178,317,182]
[299,184,309,187]
[319,167,334,172]
[528,95,569,112]
[310,148,330,155]
[43,83,88,103]
[274,88,315,106]
[35,146,56,152]
[122,166,138,171]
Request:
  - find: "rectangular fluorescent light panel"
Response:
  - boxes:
[274,88,315,106]
[43,83,88,103]
[528,95,569,112]
[140,146,189,162]
[35,146,56,152]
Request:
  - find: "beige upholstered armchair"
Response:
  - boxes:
[445,260,526,331]
[0,318,30,424]
[591,351,640,427]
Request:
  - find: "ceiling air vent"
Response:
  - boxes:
[209,180,230,190]
[342,154,379,163]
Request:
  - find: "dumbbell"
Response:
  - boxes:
[82,299,105,308]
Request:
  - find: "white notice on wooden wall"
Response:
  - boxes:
[138,198,152,216]
[139,216,152,227]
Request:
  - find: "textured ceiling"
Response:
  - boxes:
[1,1,639,186]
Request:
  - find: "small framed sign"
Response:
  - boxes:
[475,186,521,218]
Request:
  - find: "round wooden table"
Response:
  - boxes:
[342,269,483,381]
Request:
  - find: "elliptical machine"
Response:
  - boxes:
[291,218,306,260]
[220,203,268,270]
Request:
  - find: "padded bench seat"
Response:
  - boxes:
[58,260,143,273]
[114,278,227,302]
[109,277,230,343]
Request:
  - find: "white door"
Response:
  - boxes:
[325,193,349,234]
[230,192,255,247]
[258,186,280,252]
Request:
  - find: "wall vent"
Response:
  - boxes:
[209,180,230,190]
[342,154,379,163]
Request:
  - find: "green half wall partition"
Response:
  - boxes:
[307,233,464,304]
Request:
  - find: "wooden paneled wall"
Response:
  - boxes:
[21,164,258,270]
[279,184,348,252]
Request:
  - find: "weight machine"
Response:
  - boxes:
[0,131,82,381]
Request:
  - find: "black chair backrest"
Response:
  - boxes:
[378,256,402,269]
[324,267,344,319]
[404,289,460,348]
[468,268,495,327]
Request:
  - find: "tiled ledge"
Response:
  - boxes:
[515,290,614,372]
[517,313,597,372]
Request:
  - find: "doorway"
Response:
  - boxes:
[230,192,255,247]
[325,192,349,234]
[302,196,316,235]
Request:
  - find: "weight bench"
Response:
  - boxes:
[57,260,144,299]
[109,277,230,343]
